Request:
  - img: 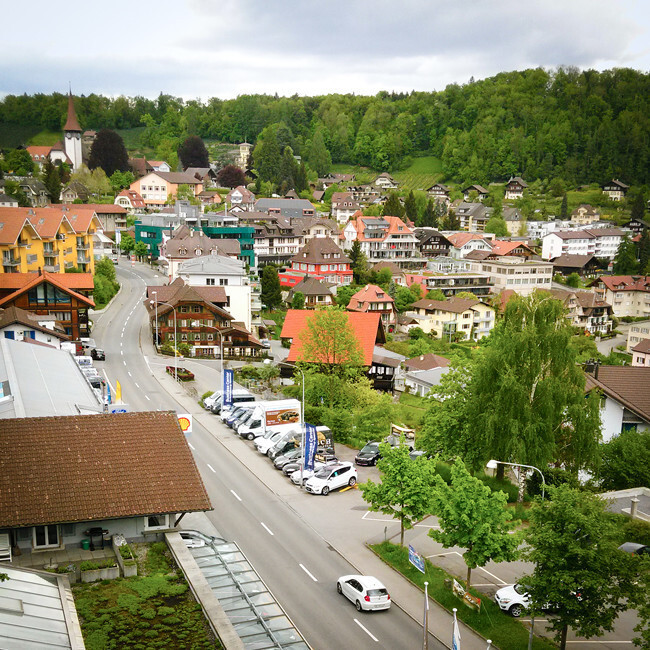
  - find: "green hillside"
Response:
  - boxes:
[0,123,42,149]
[393,156,444,191]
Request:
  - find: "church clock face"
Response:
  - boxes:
[66,133,71,139]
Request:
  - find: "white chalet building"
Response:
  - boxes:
[342,215,423,269]
[541,228,626,261]
[177,254,252,330]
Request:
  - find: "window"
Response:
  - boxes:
[219,278,228,286]
[143,515,170,531]
[33,525,60,549]
[193,305,201,313]
[206,278,215,285]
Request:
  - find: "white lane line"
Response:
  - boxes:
[123,361,127,366]
[187,443,195,450]
[145,395,150,401]
[207,464,216,473]
[230,490,242,501]
[299,564,318,582]
[135,383,139,388]
[354,619,378,643]
[121,350,124,355]
[260,522,274,536]
[476,566,507,585]
[128,371,132,377]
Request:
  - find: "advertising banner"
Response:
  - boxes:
[265,407,300,427]
[408,544,426,573]
[304,423,317,471]
[223,369,234,407]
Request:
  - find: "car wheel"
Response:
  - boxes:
[510,604,523,618]
[348,477,356,487]
[372,458,377,466]
[322,486,330,496]
[247,433,255,441]
[266,450,272,457]
[337,583,342,594]
[355,600,362,612]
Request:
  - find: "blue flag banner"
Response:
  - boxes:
[408,544,426,573]
[304,423,317,471]
[223,368,234,407]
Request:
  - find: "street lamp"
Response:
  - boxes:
[279,361,306,488]
[487,458,545,650]
[191,320,224,391]
[151,299,177,380]
[486,459,545,501]
[152,291,158,347]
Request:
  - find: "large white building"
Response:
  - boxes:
[342,215,423,269]
[466,256,554,295]
[177,255,252,330]
[541,228,626,261]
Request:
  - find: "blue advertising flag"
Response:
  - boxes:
[223,369,234,407]
[304,423,317,471]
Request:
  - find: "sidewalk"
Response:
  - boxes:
[139,330,492,650]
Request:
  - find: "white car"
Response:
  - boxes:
[304,462,357,495]
[494,584,530,617]
[337,575,390,612]
[254,430,286,454]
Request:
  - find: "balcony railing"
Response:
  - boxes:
[77,254,91,264]
[2,256,20,267]
[43,264,60,272]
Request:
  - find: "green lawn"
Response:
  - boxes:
[115,126,146,153]
[370,542,555,650]
[0,122,44,148]
[393,156,444,191]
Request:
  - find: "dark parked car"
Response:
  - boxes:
[91,348,105,360]
[274,447,304,469]
[355,441,381,466]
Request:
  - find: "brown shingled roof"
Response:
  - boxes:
[0,412,212,528]
[584,366,650,424]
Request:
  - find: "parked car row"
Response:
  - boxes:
[210,393,356,496]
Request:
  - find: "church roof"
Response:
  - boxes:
[64,92,81,132]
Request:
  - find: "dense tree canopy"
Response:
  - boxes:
[178,135,209,169]
[217,164,246,188]
[88,129,129,176]
[4,67,649,184]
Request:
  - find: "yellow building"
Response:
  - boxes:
[0,206,100,274]
[408,296,495,340]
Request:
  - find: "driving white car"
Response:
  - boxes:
[304,461,357,495]
[337,575,390,612]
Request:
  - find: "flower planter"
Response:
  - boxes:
[80,565,119,582]
[112,535,138,577]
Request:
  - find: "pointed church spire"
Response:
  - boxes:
[64,90,81,132]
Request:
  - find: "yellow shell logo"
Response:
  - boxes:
[178,416,191,432]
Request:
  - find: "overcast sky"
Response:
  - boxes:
[2,0,649,101]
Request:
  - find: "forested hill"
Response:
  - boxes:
[1,67,649,185]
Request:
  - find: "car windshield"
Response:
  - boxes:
[314,467,334,479]
[361,443,379,453]
[514,584,528,595]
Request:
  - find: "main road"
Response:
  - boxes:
[91,262,442,650]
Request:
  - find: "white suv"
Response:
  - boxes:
[304,462,357,495]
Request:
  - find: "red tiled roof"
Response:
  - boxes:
[347,215,414,243]
[491,240,534,256]
[280,309,382,366]
[348,284,395,311]
[632,339,650,354]
[0,271,94,291]
[585,367,650,423]
[82,203,128,214]
[447,232,490,248]
[0,210,41,245]
[405,353,451,371]
[594,275,650,293]
[0,412,212,527]
[26,145,53,159]
[0,272,94,308]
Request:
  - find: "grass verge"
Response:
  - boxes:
[72,541,219,650]
[370,541,555,650]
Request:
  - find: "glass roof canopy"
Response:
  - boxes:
[189,540,310,650]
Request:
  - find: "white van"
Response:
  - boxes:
[219,394,256,420]
[237,399,301,441]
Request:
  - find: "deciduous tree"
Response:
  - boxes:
[88,129,129,176]
[597,429,650,491]
[484,216,508,236]
[429,458,520,587]
[290,291,305,310]
[382,192,404,218]
[217,164,245,188]
[360,441,437,546]
[178,135,209,169]
[521,485,639,650]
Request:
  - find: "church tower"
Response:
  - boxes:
[63,91,82,171]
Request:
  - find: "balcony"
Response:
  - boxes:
[43,263,60,272]
[2,255,20,268]
[76,242,90,250]
[77,254,91,264]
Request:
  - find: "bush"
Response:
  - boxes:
[119,544,134,560]
[238,365,260,380]
[80,561,99,571]
[527,466,582,498]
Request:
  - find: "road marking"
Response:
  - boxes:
[476,565,507,585]
[135,382,139,388]
[207,464,216,473]
[123,361,127,366]
[260,522,274,536]
[145,395,150,401]
[121,350,124,355]
[230,490,242,502]
[128,371,132,377]
[188,443,195,450]
[299,564,318,582]
[354,619,378,642]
